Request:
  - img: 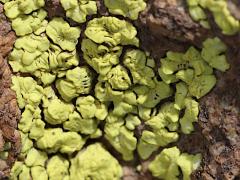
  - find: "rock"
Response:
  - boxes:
[0,4,20,178]
[44,0,65,19]
[135,0,210,58]
[192,50,240,180]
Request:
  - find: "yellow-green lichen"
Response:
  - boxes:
[6,1,231,178]
[25,148,48,167]
[63,111,100,136]
[4,0,45,19]
[158,41,229,100]
[9,34,50,73]
[138,103,179,159]
[56,66,93,102]
[148,146,201,180]
[201,37,230,71]
[31,166,48,180]
[85,16,139,46]
[104,0,146,20]
[81,39,122,75]
[11,76,43,109]
[18,105,41,133]
[46,155,69,180]
[187,0,240,35]
[149,147,181,180]
[104,115,137,161]
[98,65,132,90]
[11,9,47,36]
[179,98,199,134]
[70,143,122,180]
[46,18,81,51]
[76,95,108,120]
[133,80,173,108]
[123,49,156,88]
[95,81,124,102]
[60,0,97,23]
[0,0,10,3]
[36,128,85,154]
[44,99,74,125]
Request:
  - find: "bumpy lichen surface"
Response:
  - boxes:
[148,147,202,180]
[0,0,231,179]
[187,0,240,35]
[104,0,146,20]
[60,0,97,23]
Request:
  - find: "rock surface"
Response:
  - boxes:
[0,3,20,179]
[135,0,210,58]
[193,50,240,180]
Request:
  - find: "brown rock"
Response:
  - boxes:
[192,50,240,180]
[0,4,16,58]
[0,4,11,36]
[0,4,20,178]
[135,1,240,179]
[44,0,65,19]
[135,0,211,58]
[0,54,21,179]
[0,32,16,58]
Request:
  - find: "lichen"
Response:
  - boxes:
[5,1,231,179]
[104,0,146,20]
[85,16,139,46]
[46,18,81,51]
[11,9,47,36]
[4,0,45,19]
[81,39,122,75]
[60,0,97,23]
[104,114,137,161]
[123,49,155,88]
[138,103,179,159]
[148,146,201,180]
[56,66,93,102]
[187,0,240,35]
[36,128,85,154]
[70,143,122,179]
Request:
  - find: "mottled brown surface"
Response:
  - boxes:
[0,4,11,36]
[44,0,65,19]
[227,0,240,20]
[192,50,240,180]
[0,32,16,58]
[135,0,211,58]
[0,55,21,178]
[0,3,21,178]
[0,4,16,58]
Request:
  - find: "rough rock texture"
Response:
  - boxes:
[135,0,210,58]
[44,0,65,19]
[0,4,16,57]
[227,0,240,20]
[192,50,240,180]
[0,3,21,179]
[0,55,21,179]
